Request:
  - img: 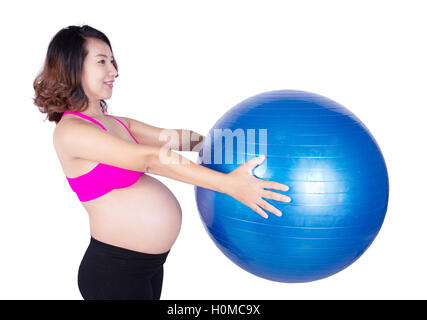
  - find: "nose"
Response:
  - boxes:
[109,62,118,78]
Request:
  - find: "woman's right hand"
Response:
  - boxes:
[223,155,291,219]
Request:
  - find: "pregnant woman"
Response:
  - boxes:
[33,25,291,300]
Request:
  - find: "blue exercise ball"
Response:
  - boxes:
[195,90,388,283]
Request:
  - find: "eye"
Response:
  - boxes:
[99,60,115,64]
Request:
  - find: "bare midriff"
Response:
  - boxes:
[55,115,182,254]
[82,173,182,254]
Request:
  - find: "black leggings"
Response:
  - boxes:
[78,237,169,300]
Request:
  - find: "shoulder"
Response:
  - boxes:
[54,114,79,136]
[53,116,87,159]
[54,114,94,137]
[54,115,102,152]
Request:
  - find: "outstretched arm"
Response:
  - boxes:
[146,151,290,219]
[124,117,290,218]
[56,119,290,219]
[171,129,204,152]
[125,117,204,152]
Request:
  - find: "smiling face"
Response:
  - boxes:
[80,38,118,111]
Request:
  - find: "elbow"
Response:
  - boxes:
[141,145,159,173]
[142,145,170,173]
[144,146,176,174]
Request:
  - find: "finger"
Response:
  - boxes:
[249,203,269,219]
[265,181,290,192]
[257,199,282,217]
[262,190,291,203]
[245,155,265,169]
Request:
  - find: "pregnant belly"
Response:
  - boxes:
[83,174,182,254]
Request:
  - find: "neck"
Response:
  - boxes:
[80,103,105,118]
[83,111,105,118]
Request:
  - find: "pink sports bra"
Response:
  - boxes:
[61,111,144,202]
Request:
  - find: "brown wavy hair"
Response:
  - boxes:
[33,25,119,124]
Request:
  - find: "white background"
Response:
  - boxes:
[0,0,426,299]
